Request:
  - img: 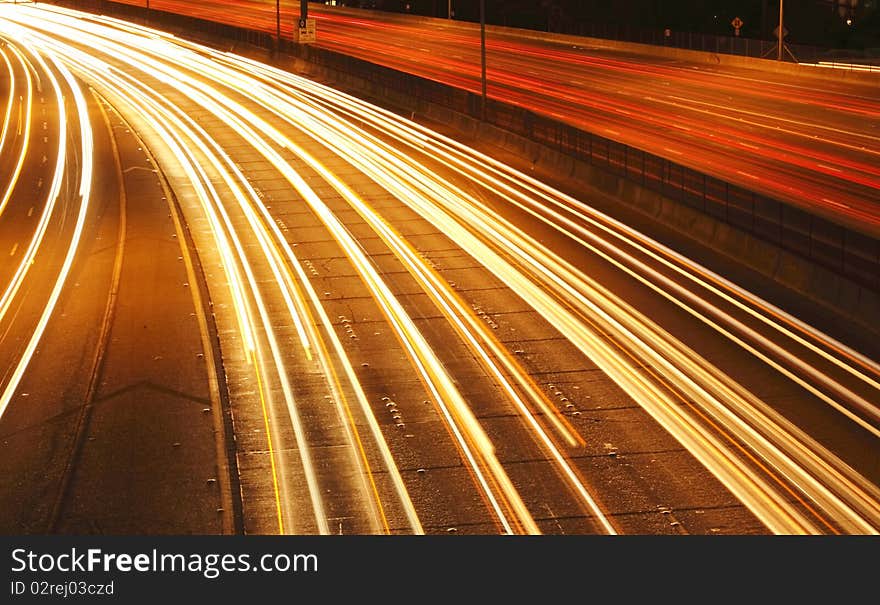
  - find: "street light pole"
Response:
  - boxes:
[777,0,784,61]
[448,1,452,19]
[480,0,486,120]
[276,0,281,42]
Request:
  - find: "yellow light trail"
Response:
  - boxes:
[37,17,539,533]
[0,44,17,158]
[0,25,94,423]
[214,72,611,530]
[0,40,31,218]
[222,41,880,532]
[9,8,420,534]
[226,59,879,531]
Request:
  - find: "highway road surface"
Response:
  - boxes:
[0,2,877,534]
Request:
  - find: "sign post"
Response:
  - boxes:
[296,18,317,43]
[777,0,784,61]
[772,24,790,60]
[296,1,316,44]
[480,0,486,121]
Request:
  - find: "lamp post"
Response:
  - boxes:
[276,0,281,42]
[480,0,486,120]
[777,0,784,61]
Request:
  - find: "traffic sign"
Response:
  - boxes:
[296,17,316,43]
[731,16,743,37]
[773,25,788,39]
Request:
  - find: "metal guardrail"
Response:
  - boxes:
[50,1,880,293]
[804,61,880,73]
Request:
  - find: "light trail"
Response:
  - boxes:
[0,24,94,424]
[261,68,880,427]
[212,49,880,532]
[171,4,870,234]
[66,49,334,534]
[0,41,31,218]
[215,31,880,532]
[132,2,880,234]
[3,3,424,535]
[19,6,540,534]
[0,44,17,158]
[2,2,877,534]
[204,61,613,532]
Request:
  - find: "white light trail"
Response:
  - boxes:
[4,2,877,534]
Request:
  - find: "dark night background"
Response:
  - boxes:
[339,1,880,51]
